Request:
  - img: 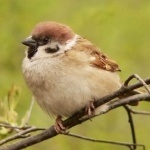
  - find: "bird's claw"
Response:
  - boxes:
[54,116,67,134]
[85,101,95,117]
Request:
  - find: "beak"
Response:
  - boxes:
[22,36,36,47]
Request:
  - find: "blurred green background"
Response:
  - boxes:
[0,0,150,149]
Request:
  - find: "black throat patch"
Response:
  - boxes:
[27,47,37,59]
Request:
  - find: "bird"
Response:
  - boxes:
[22,21,121,132]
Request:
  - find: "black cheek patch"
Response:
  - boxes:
[45,46,59,53]
[27,47,38,59]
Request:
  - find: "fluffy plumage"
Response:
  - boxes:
[22,21,121,118]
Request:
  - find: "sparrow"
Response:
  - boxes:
[22,21,121,132]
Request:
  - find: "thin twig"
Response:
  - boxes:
[124,74,150,94]
[109,94,150,110]
[0,123,31,130]
[0,126,45,146]
[62,132,145,150]
[126,106,150,115]
[124,106,136,150]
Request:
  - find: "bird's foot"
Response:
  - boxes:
[85,101,95,117]
[54,116,66,133]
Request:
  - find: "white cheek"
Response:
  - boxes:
[30,42,62,60]
[64,34,78,50]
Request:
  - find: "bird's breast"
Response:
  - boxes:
[22,56,121,117]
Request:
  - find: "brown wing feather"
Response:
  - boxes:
[74,37,121,72]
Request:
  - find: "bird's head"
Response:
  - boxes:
[22,21,76,59]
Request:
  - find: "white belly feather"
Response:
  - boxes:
[22,55,121,117]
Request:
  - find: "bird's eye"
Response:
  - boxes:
[37,37,49,46]
[42,37,49,44]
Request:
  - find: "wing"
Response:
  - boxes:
[74,37,121,72]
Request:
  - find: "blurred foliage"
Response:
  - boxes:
[0,0,150,149]
[0,85,20,138]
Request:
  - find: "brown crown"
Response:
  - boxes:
[31,21,74,43]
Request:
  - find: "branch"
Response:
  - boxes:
[123,105,136,149]
[62,132,145,150]
[124,74,150,94]
[126,106,150,115]
[0,126,45,146]
[0,77,150,150]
